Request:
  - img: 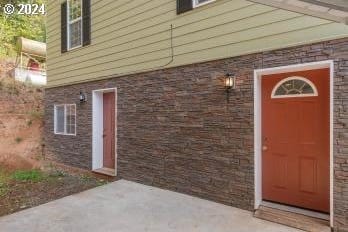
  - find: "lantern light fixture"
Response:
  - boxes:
[225,73,236,103]
[79,91,87,103]
[225,73,236,91]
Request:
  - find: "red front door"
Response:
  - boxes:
[103,92,115,169]
[262,68,330,213]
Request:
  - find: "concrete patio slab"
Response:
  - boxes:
[0,180,301,232]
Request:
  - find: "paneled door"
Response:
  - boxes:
[103,92,116,169]
[262,68,330,213]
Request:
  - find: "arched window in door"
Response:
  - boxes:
[271,76,318,98]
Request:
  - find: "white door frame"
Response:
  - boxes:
[92,87,118,176]
[253,60,334,226]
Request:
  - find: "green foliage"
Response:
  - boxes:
[97,179,107,186]
[48,169,67,178]
[5,80,20,94]
[28,109,44,120]
[79,175,94,184]
[0,169,9,196]
[79,175,108,186]
[15,136,22,143]
[0,169,9,183]
[0,182,8,196]
[0,0,47,57]
[27,119,32,126]
[11,169,45,182]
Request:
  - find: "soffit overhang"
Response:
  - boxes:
[249,0,348,24]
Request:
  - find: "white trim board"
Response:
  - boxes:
[92,88,118,176]
[193,0,215,8]
[253,60,334,227]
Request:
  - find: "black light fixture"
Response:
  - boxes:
[79,91,87,103]
[225,73,236,103]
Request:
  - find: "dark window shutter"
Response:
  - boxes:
[82,0,91,46]
[61,2,68,53]
[177,0,193,14]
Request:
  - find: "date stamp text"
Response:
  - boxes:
[1,4,46,15]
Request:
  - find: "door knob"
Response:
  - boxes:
[262,145,268,151]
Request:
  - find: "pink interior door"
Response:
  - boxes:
[103,92,115,169]
[262,68,330,213]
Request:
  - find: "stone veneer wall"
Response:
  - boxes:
[44,38,348,231]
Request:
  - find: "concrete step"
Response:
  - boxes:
[254,206,330,232]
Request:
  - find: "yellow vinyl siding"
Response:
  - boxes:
[48,3,275,68]
[47,0,348,87]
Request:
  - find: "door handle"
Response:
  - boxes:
[262,145,268,151]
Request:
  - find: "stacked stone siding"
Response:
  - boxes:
[44,38,348,231]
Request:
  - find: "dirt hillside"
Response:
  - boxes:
[0,60,44,170]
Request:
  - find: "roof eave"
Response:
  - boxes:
[249,0,348,25]
[300,0,348,12]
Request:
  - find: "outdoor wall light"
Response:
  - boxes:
[79,91,87,103]
[225,73,236,91]
[225,73,236,103]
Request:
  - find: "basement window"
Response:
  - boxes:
[54,104,76,135]
[193,0,215,8]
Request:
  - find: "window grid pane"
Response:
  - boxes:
[65,105,76,135]
[68,0,82,49]
[69,20,82,48]
[69,0,82,21]
[55,106,65,134]
[54,105,76,135]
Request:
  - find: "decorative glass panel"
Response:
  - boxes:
[272,77,317,98]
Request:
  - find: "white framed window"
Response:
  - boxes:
[271,76,318,99]
[54,104,76,135]
[193,0,215,8]
[67,0,83,50]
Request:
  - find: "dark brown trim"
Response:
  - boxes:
[82,0,91,46]
[177,0,193,14]
[61,2,68,53]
